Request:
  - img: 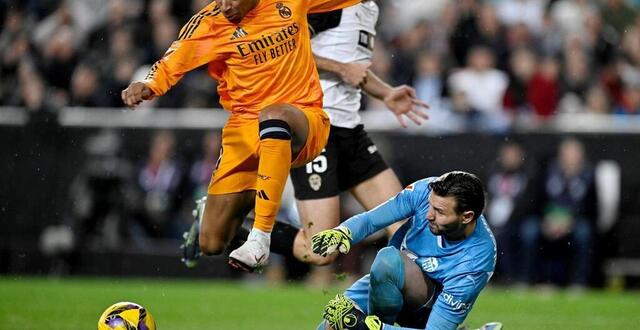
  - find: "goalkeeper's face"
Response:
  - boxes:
[426,193,473,239]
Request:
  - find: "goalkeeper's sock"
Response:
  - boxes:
[230,220,298,258]
[369,246,405,324]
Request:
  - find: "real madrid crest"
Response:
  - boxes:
[276,2,292,19]
[309,174,322,191]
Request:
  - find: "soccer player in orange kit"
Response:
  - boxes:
[121,0,361,272]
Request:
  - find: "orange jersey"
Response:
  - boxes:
[144,0,361,119]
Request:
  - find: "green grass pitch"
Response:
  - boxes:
[0,277,638,329]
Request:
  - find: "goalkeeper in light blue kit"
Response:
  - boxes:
[312,171,499,330]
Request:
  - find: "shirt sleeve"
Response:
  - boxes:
[340,182,423,244]
[306,0,361,14]
[143,6,222,96]
[427,271,491,329]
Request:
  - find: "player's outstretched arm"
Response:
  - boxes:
[313,54,370,87]
[122,4,221,109]
[362,70,429,128]
[313,184,420,251]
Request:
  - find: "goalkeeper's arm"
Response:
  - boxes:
[340,186,417,244]
[312,186,418,257]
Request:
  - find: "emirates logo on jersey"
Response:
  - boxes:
[276,2,292,19]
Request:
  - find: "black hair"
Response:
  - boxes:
[429,171,485,220]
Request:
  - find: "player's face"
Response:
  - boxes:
[426,193,470,238]
[216,0,259,24]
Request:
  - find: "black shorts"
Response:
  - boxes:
[290,125,388,200]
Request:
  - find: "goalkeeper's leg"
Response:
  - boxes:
[369,247,436,326]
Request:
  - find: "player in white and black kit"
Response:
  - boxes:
[289,0,429,266]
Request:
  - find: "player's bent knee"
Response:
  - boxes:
[199,234,226,256]
[370,246,404,286]
[259,105,290,121]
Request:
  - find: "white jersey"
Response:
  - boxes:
[310,1,378,129]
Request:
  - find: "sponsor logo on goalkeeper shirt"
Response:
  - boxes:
[442,292,472,312]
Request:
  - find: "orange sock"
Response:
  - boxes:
[253,120,292,233]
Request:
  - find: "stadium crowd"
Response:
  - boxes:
[2,0,631,288]
[2,0,640,131]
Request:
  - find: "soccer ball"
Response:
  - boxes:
[97,301,156,330]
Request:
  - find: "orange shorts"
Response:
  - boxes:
[208,106,330,195]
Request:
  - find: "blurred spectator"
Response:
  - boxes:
[449,0,483,66]
[583,9,617,68]
[503,47,538,114]
[601,0,637,36]
[86,0,144,54]
[69,62,108,107]
[477,3,510,70]
[549,0,597,39]
[0,7,31,103]
[496,0,546,35]
[390,20,430,85]
[486,141,538,284]
[37,24,78,104]
[538,7,564,55]
[584,84,612,114]
[557,43,593,113]
[131,130,188,239]
[520,138,597,287]
[447,89,482,132]
[504,23,536,62]
[527,55,561,118]
[16,60,55,112]
[413,51,444,105]
[378,0,448,39]
[448,46,510,132]
[613,82,640,115]
[620,18,640,78]
[0,0,638,120]
[189,131,221,199]
[103,56,140,107]
[148,0,173,24]
[560,42,592,101]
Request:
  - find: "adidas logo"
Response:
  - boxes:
[231,26,248,40]
[256,190,269,200]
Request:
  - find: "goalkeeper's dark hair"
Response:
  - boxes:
[429,171,485,220]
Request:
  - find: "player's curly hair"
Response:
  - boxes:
[429,171,485,220]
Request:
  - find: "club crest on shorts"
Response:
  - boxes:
[422,257,439,272]
[276,2,292,19]
[309,174,322,191]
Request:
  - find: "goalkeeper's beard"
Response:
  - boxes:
[428,220,466,240]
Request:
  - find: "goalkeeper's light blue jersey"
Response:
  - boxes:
[341,177,497,329]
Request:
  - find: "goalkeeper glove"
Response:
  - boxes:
[323,294,382,330]
[311,227,353,257]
